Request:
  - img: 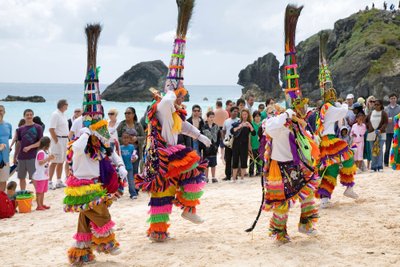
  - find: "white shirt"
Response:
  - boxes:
[367,110,386,141]
[223,117,240,137]
[265,113,293,161]
[108,120,120,143]
[32,150,49,181]
[70,116,83,138]
[157,90,201,146]
[49,109,69,136]
[322,103,348,136]
[72,133,124,179]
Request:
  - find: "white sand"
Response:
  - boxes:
[1,165,400,267]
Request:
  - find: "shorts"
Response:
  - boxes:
[0,163,10,182]
[50,137,68,163]
[17,159,35,179]
[34,180,48,193]
[207,156,217,168]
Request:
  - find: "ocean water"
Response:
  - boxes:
[0,83,242,134]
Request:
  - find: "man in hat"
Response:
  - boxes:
[345,93,356,127]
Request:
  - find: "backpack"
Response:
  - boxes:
[0,191,15,219]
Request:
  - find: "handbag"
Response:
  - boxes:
[223,135,234,148]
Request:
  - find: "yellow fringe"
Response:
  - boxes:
[172,112,182,133]
[341,165,357,175]
[323,175,337,186]
[64,184,104,197]
[89,119,108,131]
[152,186,176,198]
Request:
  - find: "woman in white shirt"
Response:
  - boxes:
[365,100,388,172]
[107,108,120,155]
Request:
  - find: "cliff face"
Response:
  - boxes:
[241,9,400,102]
[237,53,281,101]
[101,60,167,102]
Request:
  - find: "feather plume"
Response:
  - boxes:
[176,0,195,39]
[85,24,102,72]
[319,31,329,66]
[284,5,303,53]
[319,30,333,91]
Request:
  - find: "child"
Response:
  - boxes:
[249,111,262,177]
[201,111,221,183]
[351,113,367,170]
[120,132,138,200]
[6,181,33,210]
[32,137,54,210]
[339,126,351,145]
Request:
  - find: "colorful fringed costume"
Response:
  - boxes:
[261,5,320,242]
[389,113,400,170]
[65,24,126,265]
[315,31,358,203]
[135,0,211,242]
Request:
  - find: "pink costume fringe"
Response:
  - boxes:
[183,182,206,193]
[148,204,173,215]
[66,176,94,187]
[73,232,93,242]
[90,220,115,236]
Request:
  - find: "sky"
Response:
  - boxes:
[0,0,380,85]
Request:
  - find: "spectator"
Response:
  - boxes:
[213,101,229,161]
[258,103,265,114]
[261,98,275,120]
[117,107,145,175]
[384,93,400,166]
[365,95,376,114]
[120,132,138,200]
[33,116,45,131]
[245,93,256,113]
[345,94,356,127]
[339,126,351,145]
[225,100,233,117]
[201,111,220,183]
[0,105,12,192]
[249,111,262,177]
[11,119,25,164]
[364,95,376,170]
[67,108,82,130]
[16,109,43,190]
[107,108,120,155]
[48,99,69,190]
[366,100,388,172]
[32,137,54,210]
[352,102,365,116]
[351,113,367,171]
[236,99,245,113]
[185,105,205,155]
[230,109,256,182]
[222,106,240,181]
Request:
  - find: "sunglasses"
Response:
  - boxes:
[193,109,201,112]
[108,113,115,115]
[124,112,133,115]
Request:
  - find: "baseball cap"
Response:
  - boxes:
[346,94,354,99]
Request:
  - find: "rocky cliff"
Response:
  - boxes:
[101,60,167,102]
[240,9,400,102]
[237,53,281,101]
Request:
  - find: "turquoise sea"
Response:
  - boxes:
[0,83,242,134]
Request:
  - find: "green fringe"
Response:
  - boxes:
[63,190,107,205]
[147,214,170,224]
[182,190,204,200]
[181,163,198,174]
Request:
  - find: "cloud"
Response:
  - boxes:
[0,0,376,85]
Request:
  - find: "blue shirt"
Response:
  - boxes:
[0,121,12,163]
[120,144,135,171]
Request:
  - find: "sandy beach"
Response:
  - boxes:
[1,164,400,267]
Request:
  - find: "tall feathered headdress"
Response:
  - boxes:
[283,4,305,110]
[82,24,110,144]
[319,31,336,103]
[163,0,195,97]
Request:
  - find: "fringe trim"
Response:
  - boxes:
[147,214,170,224]
[63,191,107,205]
[182,182,206,192]
[73,241,92,249]
[90,220,115,236]
[73,232,93,242]
[67,247,95,265]
[93,239,119,254]
[63,196,110,213]
[175,191,200,208]
[147,230,169,241]
[148,222,170,235]
[92,233,116,245]
[148,204,173,215]
[65,184,104,197]
[66,176,95,187]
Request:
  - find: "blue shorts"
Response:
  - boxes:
[207,156,217,168]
